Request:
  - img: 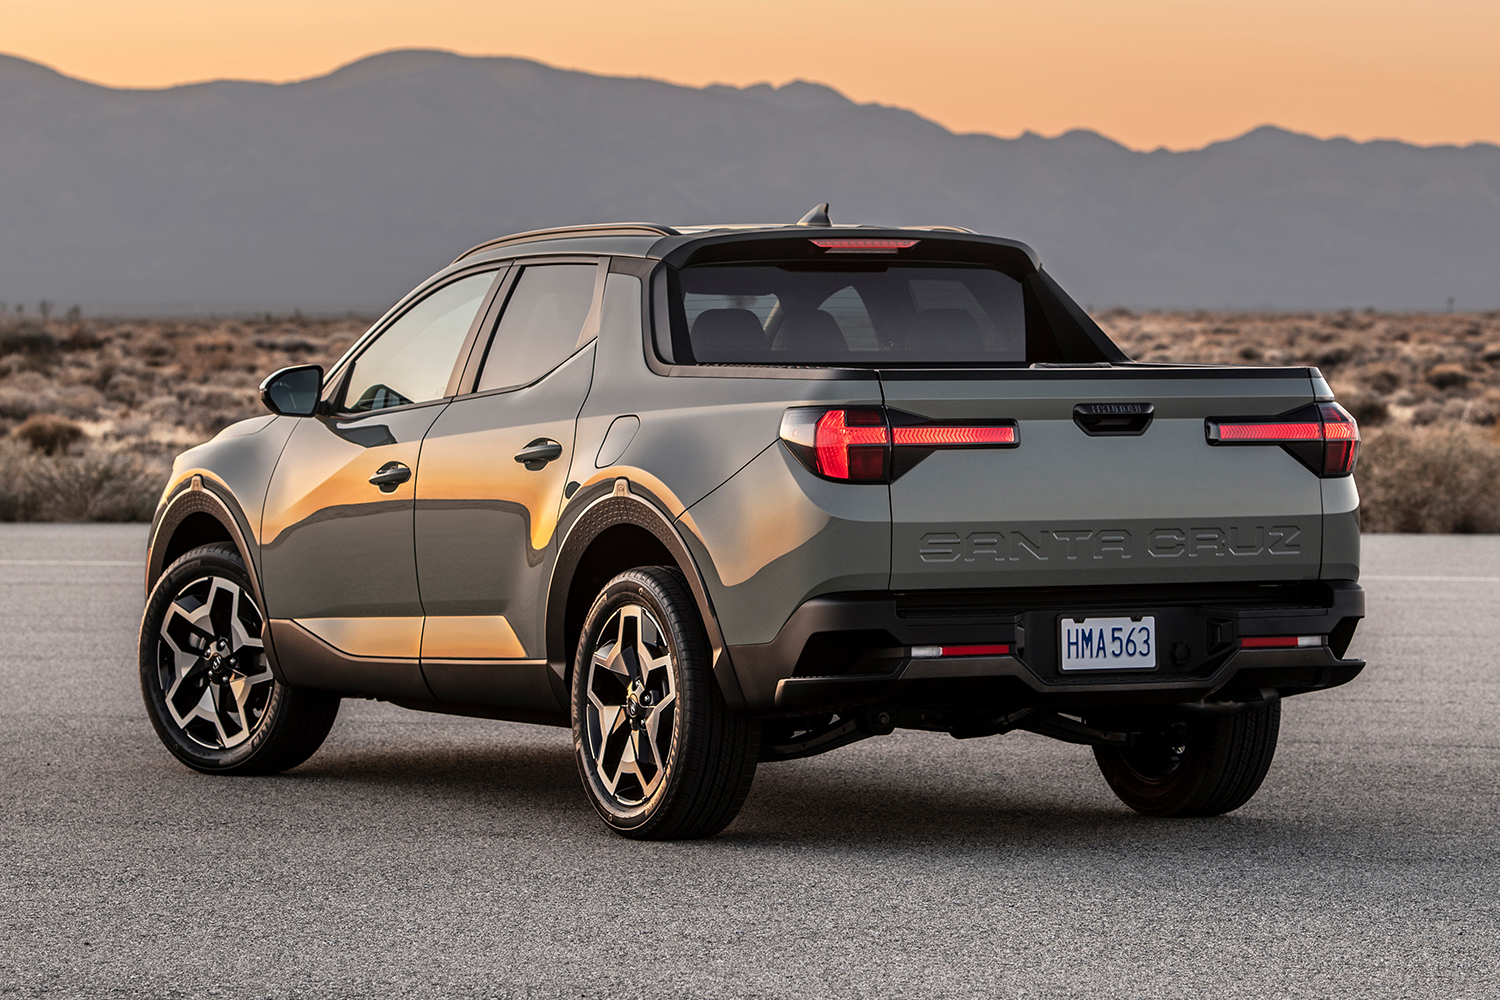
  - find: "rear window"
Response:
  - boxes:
[673,264,1027,365]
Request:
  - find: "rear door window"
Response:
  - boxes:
[343,270,497,412]
[475,263,600,392]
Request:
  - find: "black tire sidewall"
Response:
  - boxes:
[1093,703,1280,817]
[571,569,700,834]
[138,544,289,773]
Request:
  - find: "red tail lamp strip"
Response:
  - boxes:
[942,644,1010,657]
[893,425,1017,446]
[809,238,920,254]
[1216,422,1323,442]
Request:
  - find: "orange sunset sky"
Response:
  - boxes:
[6,0,1498,151]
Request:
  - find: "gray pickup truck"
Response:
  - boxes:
[138,209,1364,838]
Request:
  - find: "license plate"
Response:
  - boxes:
[1059,616,1157,671]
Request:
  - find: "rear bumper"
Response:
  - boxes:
[727,580,1365,716]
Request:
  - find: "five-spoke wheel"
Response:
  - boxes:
[571,567,758,839]
[155,573,274,750]
[139,543,339,775]
[584,604,679,805]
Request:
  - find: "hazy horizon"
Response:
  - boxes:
[4,48,1497,312]
[6,0,1499,152]
[8,45,1499,160]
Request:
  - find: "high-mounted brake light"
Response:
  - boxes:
[809,238,920,254]
[1206,402,1360,477]
[780,407,1019,482]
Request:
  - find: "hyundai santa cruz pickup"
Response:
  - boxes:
[138,207,1365,838]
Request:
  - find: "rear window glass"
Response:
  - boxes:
[675,264,1026,365]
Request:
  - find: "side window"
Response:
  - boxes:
[475,263,598,392]
[344,271,496,413]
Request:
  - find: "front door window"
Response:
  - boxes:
[345,271,497,411]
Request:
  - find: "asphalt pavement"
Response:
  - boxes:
[1,524,1496,999]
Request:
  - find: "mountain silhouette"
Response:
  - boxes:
[1,49,1496,311]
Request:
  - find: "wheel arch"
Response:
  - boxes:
[147,476,267,622]
[546,480,746,710]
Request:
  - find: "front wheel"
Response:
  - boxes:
[1093,701,1281,817]
[571,567,758,839]
[139,542,340,775]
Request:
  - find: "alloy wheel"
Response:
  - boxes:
[155,575,274,750]
[583,603,678,806]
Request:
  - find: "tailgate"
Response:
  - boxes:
[883,367,1324,589]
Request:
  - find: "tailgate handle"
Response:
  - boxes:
[1073,403,1154,436]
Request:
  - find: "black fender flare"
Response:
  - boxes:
[544,477,746,711]
[145,476,285,680]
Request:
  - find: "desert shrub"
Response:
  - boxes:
[18,450,164,521]
[0,322,56,356]
[59,327,103,351]
[1357,424,1500,533]
[1339,392,1389,426]
[1426,363,1471,390]
[0,389,37,421]
[13,413,85,455]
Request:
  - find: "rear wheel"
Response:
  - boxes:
[139,543,340,775]
[571,567,758,839]
[1093,701,1281,817]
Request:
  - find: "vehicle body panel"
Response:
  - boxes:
[414,343,597,656]
[884,371,1325,590]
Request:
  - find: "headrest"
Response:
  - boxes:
[772,309,847,356]
[909,308,982,353]
[690,309,767,362]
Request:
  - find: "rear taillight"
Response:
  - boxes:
[780,407,1019,482]
[1206,402,1360,477]
[815,408,889,481]
[1319,402,1360,476]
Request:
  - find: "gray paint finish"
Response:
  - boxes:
[885,372,1325,589]
[415,344,598,653]
[681,445,891,647]
[260,405,446,620]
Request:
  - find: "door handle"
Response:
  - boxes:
[515,439,563,471]
[369,462,412,492]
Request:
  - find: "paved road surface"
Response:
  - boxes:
[1,525,1496,998]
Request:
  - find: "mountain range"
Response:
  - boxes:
[1,49,1496,312]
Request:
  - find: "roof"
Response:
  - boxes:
[451,221,1040,271]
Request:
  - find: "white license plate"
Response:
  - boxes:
[1059,616,1158,671]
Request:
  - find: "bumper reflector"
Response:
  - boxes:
[911,644,1011,658]
[1240,635,1326,649]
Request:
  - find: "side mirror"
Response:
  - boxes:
[259,365,324,417]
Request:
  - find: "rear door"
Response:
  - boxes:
[413,258,605,709]
[882,369,1324,590]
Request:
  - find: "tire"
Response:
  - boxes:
[1093,701,1281,817]
[571,566,758,839]
[139,542,340,775]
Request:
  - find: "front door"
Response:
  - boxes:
[261,267,502,695]
[414,259,605,710]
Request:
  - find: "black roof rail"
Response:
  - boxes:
[452,223,680,263]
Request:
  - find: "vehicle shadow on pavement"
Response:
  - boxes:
[274,735,1329,854]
